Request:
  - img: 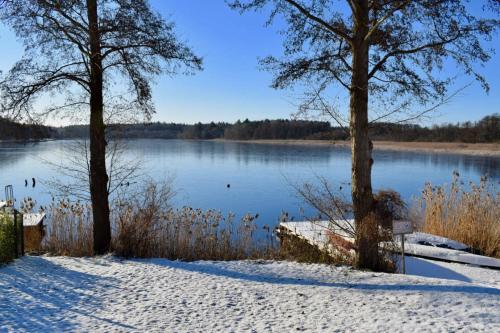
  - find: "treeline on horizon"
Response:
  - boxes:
[0,117,54,141]
[1,114,499,143]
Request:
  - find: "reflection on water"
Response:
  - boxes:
[374,150,499,179]
[0,139,498,225]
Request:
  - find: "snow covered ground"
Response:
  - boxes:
[1,256,499,332]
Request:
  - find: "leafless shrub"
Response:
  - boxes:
[295,177,355,239]
[414,173,500,258]
[43,139,142,201]
[373,190,406,233]
[294,177,401,271]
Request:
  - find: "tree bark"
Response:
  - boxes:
[87,0,111,254]
[350,0,377,270]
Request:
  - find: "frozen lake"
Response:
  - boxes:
[0,139,498,226]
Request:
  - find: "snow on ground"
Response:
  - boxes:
[1,256,499,332]
[403,232,500,269]
[405,232,469,250]
[403,256,500,286]
[403,243,500,268]
[280,221,500,269]
[279,221,333,246]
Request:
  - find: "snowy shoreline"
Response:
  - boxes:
[1,255,499,332]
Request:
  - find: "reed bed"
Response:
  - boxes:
[41,183,277,260]
[414,173,500,258]
[43,199,93,257]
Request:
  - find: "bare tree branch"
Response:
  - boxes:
[283,0,352,42]
[364,0,411,42]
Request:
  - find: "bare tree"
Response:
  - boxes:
[231,0,499,269]
[0,0,202,253]
[43,140,142,202]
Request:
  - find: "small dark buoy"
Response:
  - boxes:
[226,184,230,188]
[25,179,28,187]
[32,177,36,188]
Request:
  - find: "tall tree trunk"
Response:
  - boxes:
[87,0,111,254]
[350,0,377,270]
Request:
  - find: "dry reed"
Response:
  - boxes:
[42,183,277,260]
[43,199,93,256]
[414,172,500,258]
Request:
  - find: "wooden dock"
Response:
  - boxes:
[279,221,500,269]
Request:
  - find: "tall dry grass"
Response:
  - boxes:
[43,199,93,256]
[414,172,500,258]
[42,183,277,260]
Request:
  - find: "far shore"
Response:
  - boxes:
[3,137,499,157]
[0,138,55,144]
[212,139,500,157]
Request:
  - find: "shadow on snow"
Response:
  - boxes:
[146,259,499,296]
[0,256,135,331]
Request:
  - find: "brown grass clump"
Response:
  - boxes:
[112,183,274,260]
[42,183,277,260]
[414,172,500,258]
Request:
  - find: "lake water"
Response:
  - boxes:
[0,139,498,226]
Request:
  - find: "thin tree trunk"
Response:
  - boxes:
[87,0,111,254]
[350,0,377,270]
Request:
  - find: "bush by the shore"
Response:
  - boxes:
[0,214,16,264]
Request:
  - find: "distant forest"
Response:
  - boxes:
[0,117,54,141]
[1,114,499,143]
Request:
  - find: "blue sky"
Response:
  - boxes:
[0,0,498,125]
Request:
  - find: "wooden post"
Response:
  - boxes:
[401,234,405,274]
[13,210,18,258]
[20,213,24,256]
[393,220,412,274]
